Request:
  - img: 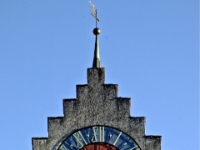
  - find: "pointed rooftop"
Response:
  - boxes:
[92,28,101,68]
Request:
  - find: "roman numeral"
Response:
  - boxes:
[113,132,122,145]
[91,126,105,143]
[129,146,139,150]
[59,145,68,150]
[91,126,98,142]
[78,131,88,145]
[72,131,87,148]
[100,126,104,142]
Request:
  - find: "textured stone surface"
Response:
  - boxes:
[32,68,162,150]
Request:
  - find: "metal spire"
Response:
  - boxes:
[89,1,101,68]
[92,27,101,68]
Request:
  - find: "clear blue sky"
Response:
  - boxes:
[0,0,198,149]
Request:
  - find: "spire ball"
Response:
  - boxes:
[93,28,100,35]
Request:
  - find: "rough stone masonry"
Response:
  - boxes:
[32,68,161,150]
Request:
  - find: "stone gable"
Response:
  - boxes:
[32,68,161,150]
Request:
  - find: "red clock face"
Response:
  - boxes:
[81,143,118,150]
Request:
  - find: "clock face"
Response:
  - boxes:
[58,126,140,150]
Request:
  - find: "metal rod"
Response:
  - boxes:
[96,9,97,28]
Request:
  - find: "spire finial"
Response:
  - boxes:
[89,1,101,68]
[92,28,101,68]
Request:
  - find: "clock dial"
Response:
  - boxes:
[58,126,140,150]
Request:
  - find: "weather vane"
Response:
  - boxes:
[89,1,101,68]
[89,1,100,28]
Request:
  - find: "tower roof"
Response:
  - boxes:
[92,28,101,68]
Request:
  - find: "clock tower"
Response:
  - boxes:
[32,27,162,150]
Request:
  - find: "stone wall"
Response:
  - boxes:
[32,68,161,150]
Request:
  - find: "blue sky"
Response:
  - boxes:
[0,0,199,149]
